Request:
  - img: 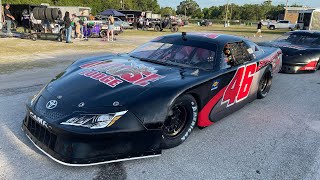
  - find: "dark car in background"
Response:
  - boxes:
[258,31,320,73]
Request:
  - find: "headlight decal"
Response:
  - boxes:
[60,110,128,129]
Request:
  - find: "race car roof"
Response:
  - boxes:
[287,30,320,37]
[151,32,247,50]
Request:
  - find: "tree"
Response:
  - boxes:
[160,7,176,16]
[132,0,160,12]
[176,0,200,17]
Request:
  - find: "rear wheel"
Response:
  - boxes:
[99,30,107,38]
[171,26,178,32]
[154,25,160,32]
[257,66,273,99]
[269,26,275,30]
[161,94,198,149]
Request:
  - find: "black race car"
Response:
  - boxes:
[22,33,282,166]
[258,31,320,73]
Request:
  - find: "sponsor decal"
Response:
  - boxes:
[211,80,220,91]
[299,60,318,71]
[222,63,257,107]
[46,100,58,110]
[79,61,165,88]
[257,51,281,71]
[29,112,49,129]
[193,33,219,39]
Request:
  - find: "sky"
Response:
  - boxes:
[158,0,320,9]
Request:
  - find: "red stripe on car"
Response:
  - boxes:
[197,86,227,127]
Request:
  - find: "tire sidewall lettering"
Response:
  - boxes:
[181,101,197,141]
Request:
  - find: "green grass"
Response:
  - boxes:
[122,24,289,37]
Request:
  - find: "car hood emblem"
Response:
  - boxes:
[46,100,58,110]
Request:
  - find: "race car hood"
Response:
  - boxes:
[40,54,202,109]
[258,41,320,63]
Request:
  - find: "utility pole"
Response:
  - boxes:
[285,0,289,20]
[224,0,230,27]
[120,0,124,9]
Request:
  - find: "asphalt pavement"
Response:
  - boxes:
[0,53,320,180]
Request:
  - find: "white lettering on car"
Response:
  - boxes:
[30,112,49,129]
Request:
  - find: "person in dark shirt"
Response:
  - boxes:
[64,11,72,43]
[254,20,263,38]
[21,9,30,33]
[4,4,15,35]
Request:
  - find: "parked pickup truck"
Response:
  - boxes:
[267,20,296,30]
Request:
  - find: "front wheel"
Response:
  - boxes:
[257,66,273,99]
[161,94,198,149]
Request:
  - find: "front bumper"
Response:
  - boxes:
[22,110,162,166]
[281,62,317,74]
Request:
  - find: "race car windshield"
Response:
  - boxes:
[129,42,216,70]
[276,33,320,45]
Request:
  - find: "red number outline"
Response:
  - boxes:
[221,63,257,107]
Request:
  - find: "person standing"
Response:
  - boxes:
[79,13,87,38]
[72,14,80,39]
[4,4,15,35]
[64,11,72,43]
[21,9,30,33]
[107,15,114,41]
[254,20,263,38]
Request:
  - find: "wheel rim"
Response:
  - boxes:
[260,74,268,93]
[163,104,188,137]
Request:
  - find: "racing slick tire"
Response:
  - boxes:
[45,8,53,20]
[32,7,40,20]
[154,25,161,32]
[38,7,47,20]
[161,94,198,149]
[257,66,273,99]
[51,8,61,20]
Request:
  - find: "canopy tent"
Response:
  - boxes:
[99,9,125,17]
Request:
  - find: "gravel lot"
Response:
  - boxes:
[0,33,319,180]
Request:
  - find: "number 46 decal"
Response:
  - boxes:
[222,63,257,107]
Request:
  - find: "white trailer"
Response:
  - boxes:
[145,11,161,19]
[48,5,91,16]
[297,8,320,30]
